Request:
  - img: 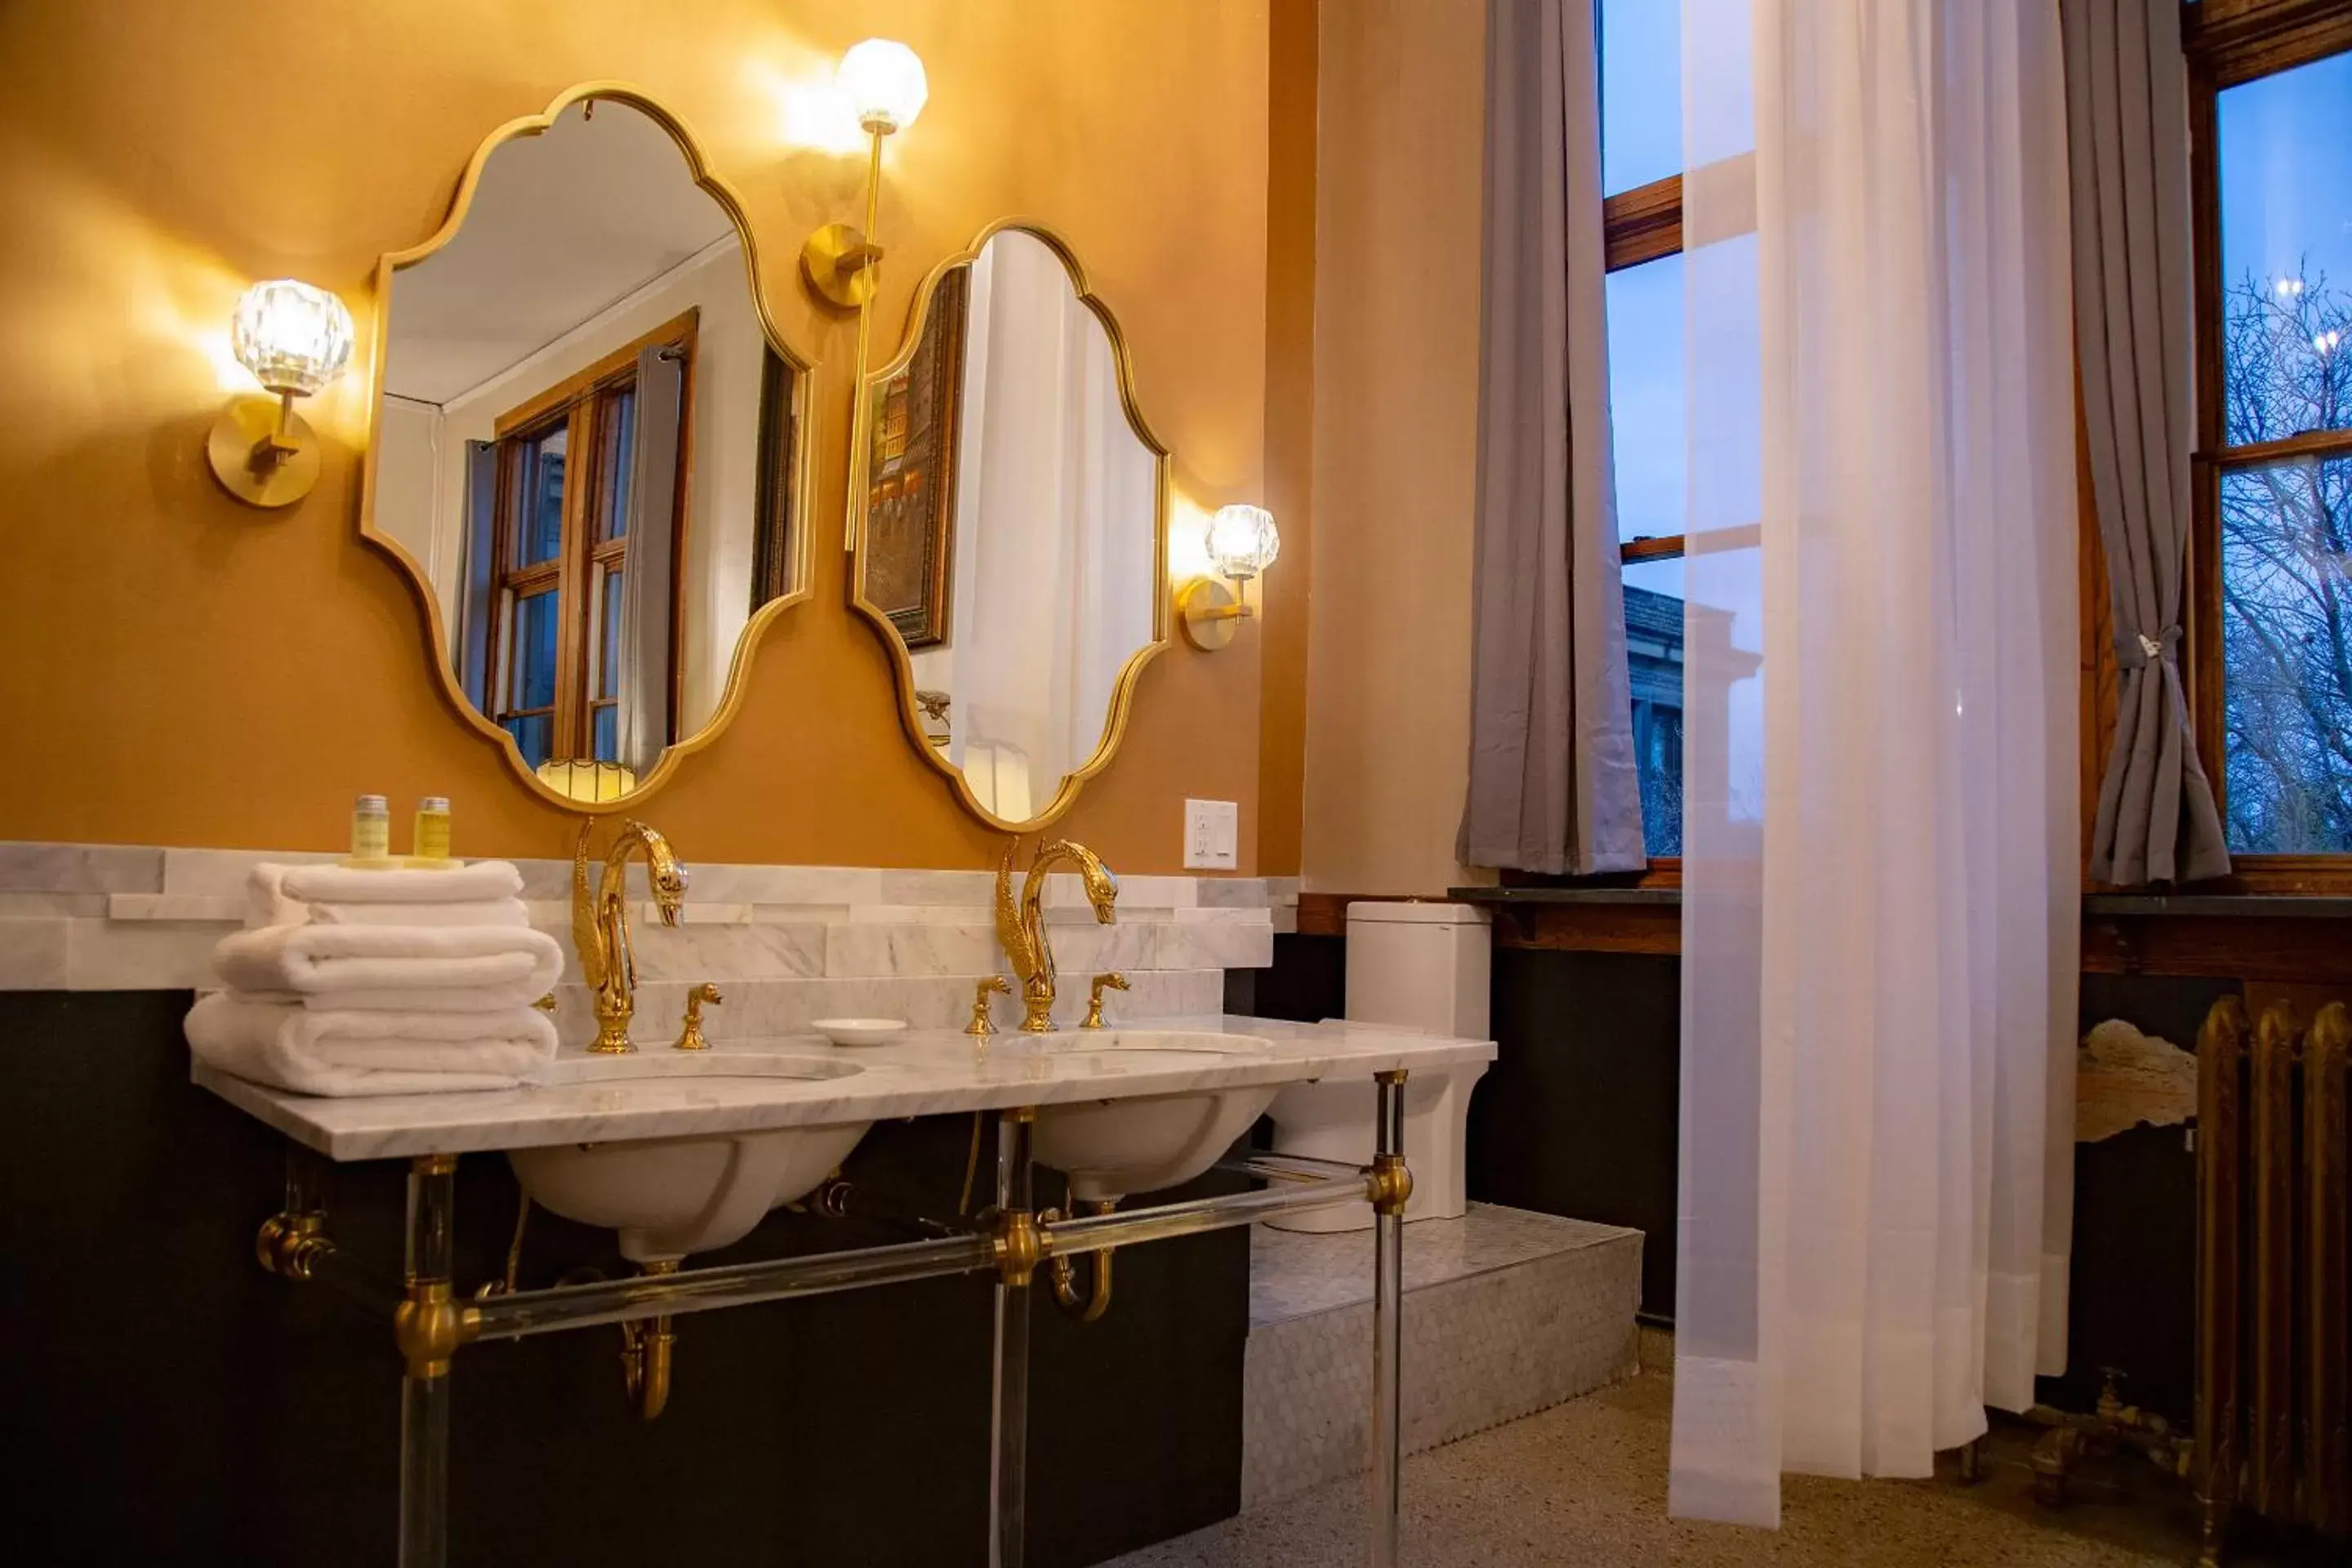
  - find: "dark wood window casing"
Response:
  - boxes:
[481,311,695,769]
[2163,0,2352,894]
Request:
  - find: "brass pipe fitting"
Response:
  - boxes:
[1366,1152,1414,1218]
[618,1260,680,1420]
[256,1210,335,1280]
[802,1172,854,1218]
[1045,1200,1119,1321]
[393,1281,481,1380]
[992,1208,1048,1287]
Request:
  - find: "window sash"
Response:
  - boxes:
[2176,0,2352,888]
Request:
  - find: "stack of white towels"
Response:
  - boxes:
[185,860,564,1096]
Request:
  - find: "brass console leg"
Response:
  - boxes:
[989,1109,1037,1568]
[395,1155,462,1568]
[1370,1071,1410,1567]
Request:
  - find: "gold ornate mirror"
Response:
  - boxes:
[853,222,1171,831]
[361,82,817,808]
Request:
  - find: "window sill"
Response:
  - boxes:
[2082,893,2352,919]
[1441,886,2352,975]
[1446,885,1681,907]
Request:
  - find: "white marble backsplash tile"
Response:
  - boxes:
[0,842,167,895]
[0,918,71,989]
[0,840,1274,994]
[544,966,1227,1045]
[823,923,1000,979]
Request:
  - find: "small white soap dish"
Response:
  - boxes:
[809,1018,908,1048]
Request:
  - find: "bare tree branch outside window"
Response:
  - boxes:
[2219,262,2352,852]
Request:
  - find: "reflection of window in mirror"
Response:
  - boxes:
[466,313,693,770]
[370,94,812,800]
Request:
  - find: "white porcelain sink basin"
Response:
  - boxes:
[1030,1031,1277,1203]
[506,1053,871,1263]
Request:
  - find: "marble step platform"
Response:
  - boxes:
[1240,1203,1642,1509]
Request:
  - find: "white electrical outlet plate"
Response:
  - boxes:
[1183,799,1239,871]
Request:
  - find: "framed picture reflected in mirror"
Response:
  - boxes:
[863,267,969,649]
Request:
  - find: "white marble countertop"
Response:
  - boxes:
[192,1015,1496,1161]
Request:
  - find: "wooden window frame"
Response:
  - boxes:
[482,310,697,768]
[2158,0,2352,894]
[1592,173,1688,889]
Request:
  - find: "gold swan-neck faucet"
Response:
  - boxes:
[996,838,1119,1033]
[574,819,689,1054]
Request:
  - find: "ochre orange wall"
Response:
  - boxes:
[1254,0,1318,880]
[0,0,1273,873]
[1301,0,1492,898]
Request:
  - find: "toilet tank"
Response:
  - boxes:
[1344,902,1491,1038]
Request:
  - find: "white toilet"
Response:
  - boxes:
[1263,902,1493,1232]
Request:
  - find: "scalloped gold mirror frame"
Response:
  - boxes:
[355,81,821,813]
[851,219,1173,835]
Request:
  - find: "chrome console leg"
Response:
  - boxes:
[1370,1070,1408,1567]
[990,1109,1037,1568]
[396,1154,458,1568]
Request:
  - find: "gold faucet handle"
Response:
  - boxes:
[1082,972,1130,1030]
[967,975,1012,1037]
[532,992,558,1013]
[675,982,722,1051]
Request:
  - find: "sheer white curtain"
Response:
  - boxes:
[1671,0,2080,1526]
[944,233,1156,819]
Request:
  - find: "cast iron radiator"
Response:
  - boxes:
[2195,996,2350,1558]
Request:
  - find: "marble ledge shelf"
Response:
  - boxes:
[0,841,1296,992]
[87,894,1278,930]
[0,913,1267,995]
[0,841,1298,912]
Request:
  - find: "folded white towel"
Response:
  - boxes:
[213,923,562,1006]
[246,861,528,929]
[186,992,555,1096]
[232,985,561,1014]
[304,898,532,929]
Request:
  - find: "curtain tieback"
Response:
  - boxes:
[2118,626,2181,670]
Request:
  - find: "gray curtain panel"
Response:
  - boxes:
[2063,0,2230,885]
[1458,0,1646,875]
[617,343,686,774]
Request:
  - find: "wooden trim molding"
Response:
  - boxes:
[2084,911,2352,983]
[2184,0,2352,87]
[1603,175,1682,273]
[1294,892,1355,938]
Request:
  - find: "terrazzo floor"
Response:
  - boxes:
[1105,1361,2278,1567]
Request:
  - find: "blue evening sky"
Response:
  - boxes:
[1601,1,1685,555]
[1601,0,1680,198]
[1600,20,2352,573]
[2219,51,2352,302]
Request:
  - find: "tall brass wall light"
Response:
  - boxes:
[800,38,929,547]
[207,279,355,508]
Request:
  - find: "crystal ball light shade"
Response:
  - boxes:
[232,280,354,397]
[839,38,928,132]
[1206,504,1281,581]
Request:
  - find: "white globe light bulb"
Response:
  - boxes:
[838,38,928,134]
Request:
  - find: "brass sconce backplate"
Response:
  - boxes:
[207,394,321,508]
[802,221,881,310]
[1178,578,1243,652]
